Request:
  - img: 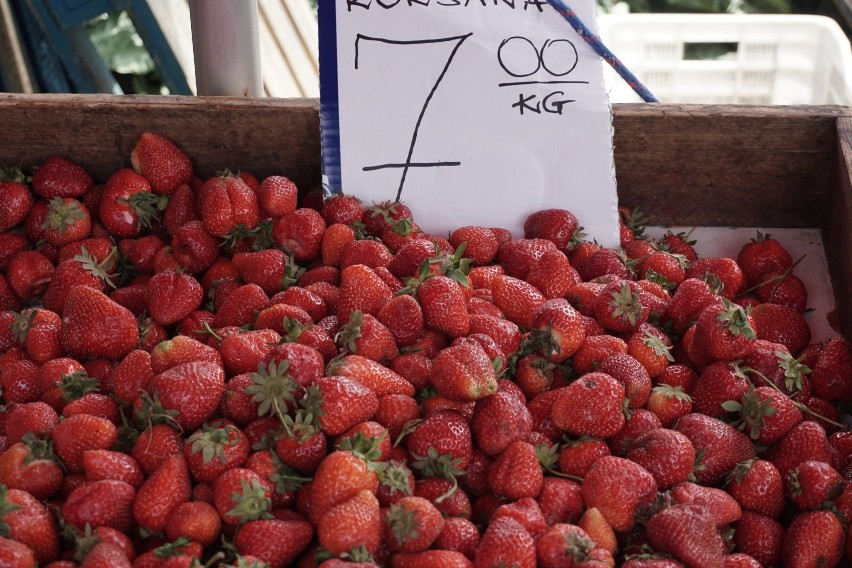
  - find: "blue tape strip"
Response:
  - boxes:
[546,0,658,103]
[318,1,342,196]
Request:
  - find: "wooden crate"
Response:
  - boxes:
[1,94,850,335]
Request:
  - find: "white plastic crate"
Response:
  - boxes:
[597,14,852,105]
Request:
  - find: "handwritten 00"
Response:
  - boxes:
[354,33,584,201]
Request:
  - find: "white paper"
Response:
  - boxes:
[333,0,620,246]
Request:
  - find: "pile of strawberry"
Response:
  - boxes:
[0,132,851,568]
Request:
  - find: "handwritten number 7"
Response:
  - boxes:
[355,33,471,202]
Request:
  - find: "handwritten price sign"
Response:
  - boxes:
[319,0,620,246]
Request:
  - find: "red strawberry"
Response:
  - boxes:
[0,486,59,564]
[733,511,784,567]
[257,175,298,218]
[782,510,844,568]
[627,428,695,489]
[431,342,498,402]
[666,277,720,334]
[61,286,138,360]
[417,275,470,338]
[0,438,64,500]
[450,226,499,266]
[593,280,649,334]
[363,201,414,237]
[212,467,272,525]
[272,208,326,262]
[581,455,657,532]
[524,209,579,250]
[488,441,543,500]
[378,294,425,347]
[321,193,363,225]
[7,250,53,302]
[529,299,585,363]
[321,223,356,267]
[143,361,225,430]
[755,267,808,312]
[691,361,750,418]
[675,413,756,485]
[472,385,532,456]
[725,458,785,518]
[185,421,249,483]
[51,413,117,472]
[598,353,652,409]
[670,481,742,526]
[749,302,811,355]
[32,156,91,198]
[433,517,479,559]
[40,197,91,246]
[62,479,136,533]
[329,354,415,397]
[99,168,162,237]
[150,335,223,374]
[474,516,535,568]
[491,275,546,328]
[468,314,522,357]
[130,132,193,195]
[336,310,399,362]
[235,518,314,568]
[82,449,144,488]
[131,424,185,476]
[736,231,793,287]
[165,500,222,548]
[535,523,598,568]
[692,299,756,363]
[646,504,725,568]
[385,495,445,552]
[578,507,617,555]
[171,220,219,273]
[163,183,198,236]
[577,248,630,281]
[809,337,852,402]
[310,450,380,524]
[5,401,59,444]
[0,167,34,232]
[337,264,393,325]
[317,488,381,556]
[145,269,203,326]
[212,283,269,328]
[133,454,192,532]
[686,257,746,299]
[728,385,803,444]
[198,173,260,236]
[764,419,832,478]
[786,459,845,510]
[551,372,626,438]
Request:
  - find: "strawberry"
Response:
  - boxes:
[749,302,811,355]
[198,172,260,236]
[754,268,808,312]
[185,420,249,483]
[736,231,793,287]
[725,458,785,518]
[675,413,756,485]
[727,384,803,444]
[433,517,479,559]
[171,220,219,273]
[626,324,673,379]
[808,337,852,402]
[82,449,143,488]
[593,280,649,334]
[61,286,139,361]
[450,226,499,266]
[337,264,393,325]
[640,250,689,288]
[491,275,546,328]
[130,132,193,195]
[529,298,585,363]
[627,428,695,489]
[62,479,136,533]
[234,518,314,568]
[488,441,543,500]
[336,311,399,362]
[0,167,34,232]
[272,208,326,262]
[690,361,750,418]
[32,156,92,198]
[309,376,379,436]
[472,386,532,456]
[363,201,413,237]
[0,536,35,567]
[416,275,470,338]
[0,358,41,403]
[40,197,91,246]
[329,354,415,397]
[0,437,64,500]
[145,269,203,326]
[51,413,118,472]
[686,257,746,299]
[270,286,328,321]
[431,342,498,402]
[212,467,272,525]
[7,250,54,301]
[378,294,425,348]
[598,353,652,409]
[164,500,221,548]
[474,516,536,568]
[316,489,381,557]
[257,175,298,218]
[150,335,223,374]
[764,419,832,478]
[733,511,784,567]
[782,510,844,568]
[310,450,381,524]
[578,248,631,281]
[131,453,192,533]
[786,459,845,510]
[384,495,445,553]
[670,481,742,526]
[0,486,60,564]
[218,329,279,377]
[5,401,59,444]
[581,455,657,532]
[551,372,626,438]
[130,424,184,475]
[99,168,163,237]
[143,361,225,430]
[578,508,617,555]
[692,299,756,363]
[211,283,269,328]
[646,504,725,568]
[468,314,522,357]
[535,523,598,568]
[524,209,579,250]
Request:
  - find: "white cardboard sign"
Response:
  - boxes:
[319,0,620,247]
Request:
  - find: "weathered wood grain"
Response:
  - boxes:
[825,117,852,342]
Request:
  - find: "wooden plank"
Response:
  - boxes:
[613,104,852,227]
[825,116,852,343]
[0,0,35,93]
[0,94,322,193]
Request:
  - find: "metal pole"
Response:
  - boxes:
[189,0,263,97]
